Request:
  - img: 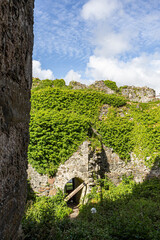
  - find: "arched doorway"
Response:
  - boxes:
[64,177,84,204]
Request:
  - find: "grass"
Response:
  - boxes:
[22,177,160,240]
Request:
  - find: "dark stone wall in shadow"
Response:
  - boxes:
[0,1,34,239]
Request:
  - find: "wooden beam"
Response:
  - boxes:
[65,182,87,202]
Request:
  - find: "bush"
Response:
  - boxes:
[23,178,160,240]
[104,80,119,92]
[78,178,160,240]
[52,79,66,87]
[22,191,72,240]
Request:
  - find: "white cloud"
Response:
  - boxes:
[64,70,82,85]
[94,32,131,57]
[32,60,55,80]
[80,0,160,95]
[81,0,160,59]
[81,0,120,21]
[86,54,160,94]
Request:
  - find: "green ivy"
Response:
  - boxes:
[98,103,160,166]
[32,78,66,90]
[31,88,126,118]
[28,110,91,175]
[29,78,160,175]
[28,86,126,175]
[52,78,66,87]
[98,107,134,160]
[103,80,119,92]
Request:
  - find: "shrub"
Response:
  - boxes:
[22,191,72,240]
[23,178,160,240]
[104,80,119,92]
[52,79,66,87]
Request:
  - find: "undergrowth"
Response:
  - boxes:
[22,177,160,240]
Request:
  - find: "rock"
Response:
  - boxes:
[99,104,110,120]
[69,81,87,90]
[0,1,34,239]
[49,189,57,196]
[120,86,156,103]
[48,177,55,185]
[89,81,115,94]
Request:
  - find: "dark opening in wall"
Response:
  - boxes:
[64,177,84,204]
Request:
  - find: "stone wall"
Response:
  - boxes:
[27,164,49,196]
[68,80,156,103]
[0,1,34,239]
[104,146,160,185]
[28,141,92,197]
[121,86,156,103]
[89,81,115,94]
[28,141,109,198]
[69,81,87,90]
[28,141,160,198]
[53,141,89,190]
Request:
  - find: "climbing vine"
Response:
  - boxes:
[98,103,160,166]
[29,78,160,175]
[28,80,126,175]
[103,80,119,92]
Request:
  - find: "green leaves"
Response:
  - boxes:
[22,191,72,239]
[29,79,160,175]
[28,109,90,175]
[29,86,126,175]
[103,80,119,92]
[99,103,160,166]
[31,88,126,117]
[98,110,134,160]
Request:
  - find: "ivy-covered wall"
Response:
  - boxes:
[28,79,160,180]
[28,80,126,176]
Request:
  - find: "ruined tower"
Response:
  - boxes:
[0,1,34,239]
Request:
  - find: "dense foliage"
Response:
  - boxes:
[29,110,91,175]
[22,178,160,240]
[29,80,126,175]
[98,102,160,166]
[103,80,119,92]
[22,191,72,240]
[98,107,134,160]
[32,78,66,90]
[31,88,126,116]
[29,78,160,175]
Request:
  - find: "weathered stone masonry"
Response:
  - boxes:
[0,1,34,239]
[28,141,160,199]
[28,141,109,197]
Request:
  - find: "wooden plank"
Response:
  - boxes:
[65,182,87,202]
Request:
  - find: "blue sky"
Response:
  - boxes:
[33,0,160,94]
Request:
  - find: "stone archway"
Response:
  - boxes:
[64,177,84,204]
[27,140,109,197]
[52,141,90,195]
